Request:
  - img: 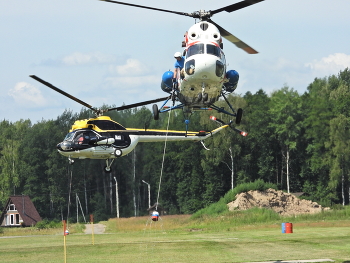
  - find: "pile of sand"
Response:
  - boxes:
[227,188,330,216]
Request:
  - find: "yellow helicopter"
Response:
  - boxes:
[30,75,246,173]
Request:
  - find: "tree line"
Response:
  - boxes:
[1,68,349,221]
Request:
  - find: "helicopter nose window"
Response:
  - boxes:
[64,132,75,141]
[185,59,195,75]
[216,60,225,77]
[207,44,221,58]
[186,44,204,58]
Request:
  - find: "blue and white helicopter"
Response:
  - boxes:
[102,0,264,133]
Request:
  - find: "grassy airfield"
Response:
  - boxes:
[1,211,350,263]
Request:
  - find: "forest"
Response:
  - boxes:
[1,68,350,222]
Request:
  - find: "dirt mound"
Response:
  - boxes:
[227,188,329,216]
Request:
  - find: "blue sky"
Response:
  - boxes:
[1,0,349,123]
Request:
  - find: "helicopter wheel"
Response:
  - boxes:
[152,104,159,120]
[114,148,122,157]
[68,158,74,165]
[236,108,243,125]
[104,165,112,173]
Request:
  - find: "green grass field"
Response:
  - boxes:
[1,213,350,263]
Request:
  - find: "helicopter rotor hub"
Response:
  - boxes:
[191,10,212,20]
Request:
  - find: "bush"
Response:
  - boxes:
[49,219,62,228]
[36,219,49,230]
[36,219,62,230]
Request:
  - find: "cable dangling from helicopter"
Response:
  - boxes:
[155,110,172,212]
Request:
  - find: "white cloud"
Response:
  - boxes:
[105,75,159,89]
[61,52,117,66]
[8,82,46,107]
[305,53,350,74]
[104,59,158,92]
[112,58,148,76]
[236,56,310,94]
[236,54,350,95]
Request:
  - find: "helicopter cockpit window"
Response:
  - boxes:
[185,59,195,75]
[220,50,226,65]
[216,60,225,77]
[72,131,94,145]
[87,131,97,143]
[64,132,75,141]
[186,44,205,58]
[73,132,84,145]
[73,132,87,145]
[206,44,221,58]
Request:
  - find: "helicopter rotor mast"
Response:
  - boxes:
[100,0,264,54]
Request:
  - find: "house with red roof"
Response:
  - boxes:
[0,195,42,227]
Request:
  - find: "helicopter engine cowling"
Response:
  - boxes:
[223,70,239,93]
[161,71,173,93]
[96,138,115,145]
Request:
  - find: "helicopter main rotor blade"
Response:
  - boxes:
[29,75,99,114]
[211,0,265,15]
[107,96,170,112]
[209,19,258,54]
[100,0,192,17]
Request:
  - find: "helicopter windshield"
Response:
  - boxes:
[64,132,75,141]
[186,44,205,58]
[186,43,223,59]
[206,44,221,58]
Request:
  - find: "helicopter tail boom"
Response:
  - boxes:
[134,114,241,143]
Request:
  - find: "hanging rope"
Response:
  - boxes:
[155,110,172,210]
[66,168,73,227]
